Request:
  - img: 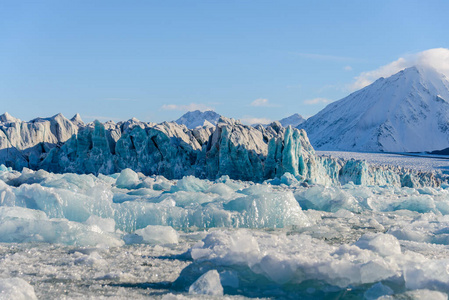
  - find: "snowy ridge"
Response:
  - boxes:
[279,113,306,127]
[300,66,449,152]
[175,110,221,129]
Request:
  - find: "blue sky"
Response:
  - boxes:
[1,0,449,124]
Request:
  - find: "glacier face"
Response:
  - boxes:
[300,66,449,152]
[0,113,444,188]
[0,112,81,171]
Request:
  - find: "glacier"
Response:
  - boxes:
[2,112,449,298]
[0,112,444,188]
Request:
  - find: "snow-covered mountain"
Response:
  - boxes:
[175,110,221,129]
[279,113,306,128]
[300,66,449,152]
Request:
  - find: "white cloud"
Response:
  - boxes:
[350,48,449,91]
[250,98,279,107]
[160,103,214,112]
[344,66,353,71]
[240,117,272,125]
[303,98,332,105]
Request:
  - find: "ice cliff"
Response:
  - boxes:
[0,113,444,187]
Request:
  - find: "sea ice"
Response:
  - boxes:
[115,168,140,189]
[0,278,37,300]
[188,269,223,296]
[0,160,448,298]
[131,225,179,245]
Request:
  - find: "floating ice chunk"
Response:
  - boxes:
[388,227,430,243]
[116,168,140,189]
[84,215,116,233]
[280,172,298,186]
[404,260,449,292]
[363,282,393,300]
[391,195,437,214]
[295,185,361,212]
[0,164,11,172]
[8,168,51,186]
[184,230,412,292]
[258,254,297,284]
[381,289,449,300]
[158,191,216,207]
[131,225,179,245]
[97,173,116,185]
[188,270,223,296]
[96,272,138,283]
[190,230,260,265]
[206,183,235,198]
[73,251,108,267]
[360,259,398,283]
[0,278,37,300]
[225,186,310,228]
[14,183,114,223]
[0,207,123,247]
[161,293,189,300]
[215,175,245,191]
[0,206,48,221]
[152,176,173,191]
[170,176,210,193]
[43,173,97,191]
[354,233,401,256]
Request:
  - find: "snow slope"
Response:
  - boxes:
[300,66,449,152]
[279,113,306,127]
[175,110,221,129]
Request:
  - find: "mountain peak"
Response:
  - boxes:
[71,113,84,125]
[0,112,20,123]
[175,110,221,129]
[300,66,449,152]
[279,113,306,128]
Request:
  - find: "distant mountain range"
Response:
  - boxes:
[299,66,449,152]
[279,113,306,128]
[174,110,306,129]
[3,65,448,157]
[175,110,221,129]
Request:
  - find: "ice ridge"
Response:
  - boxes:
[0,113,444,188]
